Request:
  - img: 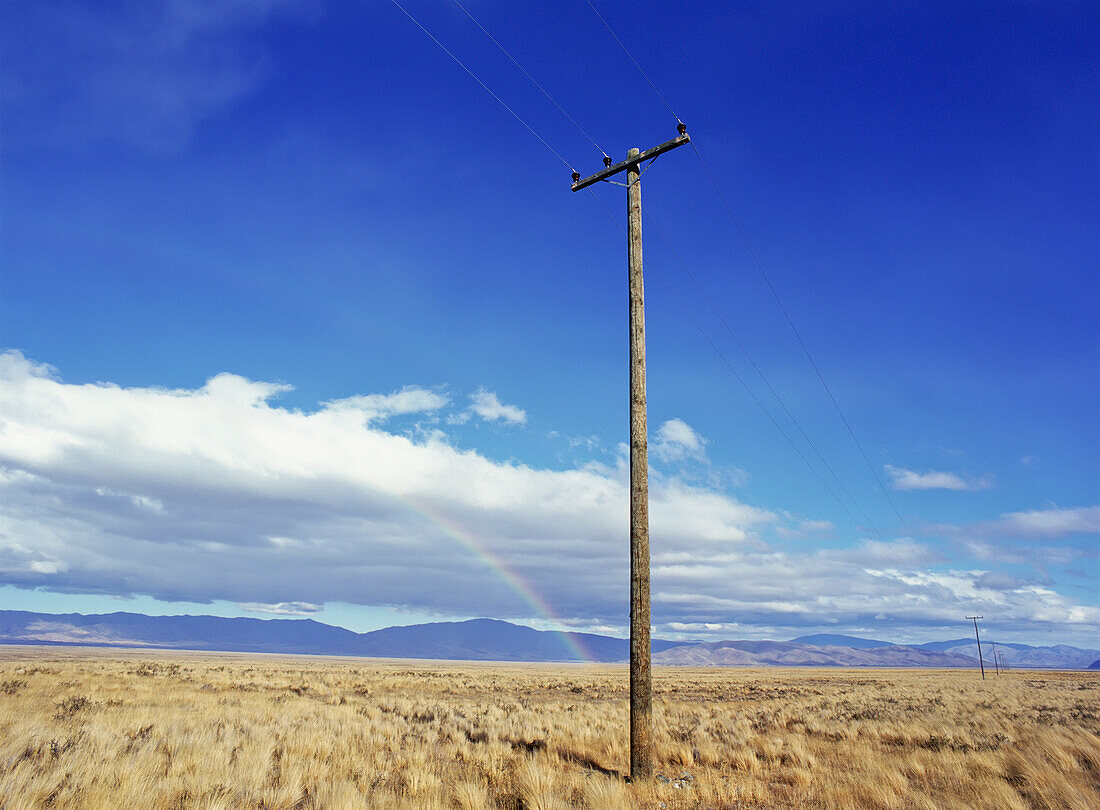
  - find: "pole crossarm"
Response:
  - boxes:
[571,130,690,191]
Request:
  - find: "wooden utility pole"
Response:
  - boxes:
[572,125,690,782]
[624,147,653,782]
[991,641,1000,675]
[967,615,985,680]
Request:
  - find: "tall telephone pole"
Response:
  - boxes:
[572,124,690,781]
[967,615,985,680]
[991,641,1000,675]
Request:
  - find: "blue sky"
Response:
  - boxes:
[0,0,1096,646]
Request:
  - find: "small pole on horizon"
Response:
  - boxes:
[571,125,691,782]
[967,615,985,680]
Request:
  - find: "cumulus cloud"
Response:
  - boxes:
[467,388,526,425]
[0,350,1096,642]
[238,601,322,616]
[885,465,992,492]
[652,418,706,463]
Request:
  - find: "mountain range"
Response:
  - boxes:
[0,610,1096,669]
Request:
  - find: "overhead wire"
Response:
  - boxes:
[451,0,610,160]
[394,0,918,549]
[689,142,916,540]
[595,192,936,582]
[388,0,577,173]
[644,211,888,542]
[586,189,873,539]
[447,0,883,542]
[583,0,682,125]
[579,0,916,541]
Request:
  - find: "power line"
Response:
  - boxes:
[577,0,915,543]
[388,0,576,173]
[583,0,681,124]
[452,0,610,160]
[397,0,916,546]
[586,189,873,538]
[688,141,915,539]
[644,211,889,543]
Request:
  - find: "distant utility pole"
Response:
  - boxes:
[991,641,1000,676]
[572,124,691,782]
[967,615,985,680]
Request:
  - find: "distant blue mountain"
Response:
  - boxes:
[790,634,895,649]
[913,637,1099,668]
[917,638,1038,652]
[0,610,682,663]
[1,611,1094,667]
[917,638,982,652]
[350,617,684,661]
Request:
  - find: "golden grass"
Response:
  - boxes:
[0,646,1096,808]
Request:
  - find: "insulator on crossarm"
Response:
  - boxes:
[677,122,687,136]
[603,156,613,168]
[571,171,580,183]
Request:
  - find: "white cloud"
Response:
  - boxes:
[652,418,706,463]
[885,465,992,492]
[468,388,526,425]
[974,572,1022,591]
[0,350,1096,643]
[984,505,1100,538]
[775,517,834,540]
[938,505,1100,542]
[238,601,322,616]
[0,541,68,577]
[95,487,164,513]
[326,386,448,423]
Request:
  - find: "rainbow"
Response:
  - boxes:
[400,496,595,662]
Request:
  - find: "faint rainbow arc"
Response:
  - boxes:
[398,496,594,662]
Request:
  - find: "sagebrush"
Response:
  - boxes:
[0,646,1096,808]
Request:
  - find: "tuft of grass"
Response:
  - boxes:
[453,780,491,810]
[53,694,90,720]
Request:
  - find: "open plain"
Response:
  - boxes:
[0,646,1096,809]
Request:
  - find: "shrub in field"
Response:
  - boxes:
[0,649,1095,808]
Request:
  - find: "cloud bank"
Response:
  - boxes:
[0,351,1095,642]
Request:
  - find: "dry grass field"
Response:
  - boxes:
[0,646,1096,809]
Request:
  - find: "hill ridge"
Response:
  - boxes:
[1,610,1095,668]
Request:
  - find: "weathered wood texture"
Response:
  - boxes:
[627,147,653,781]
